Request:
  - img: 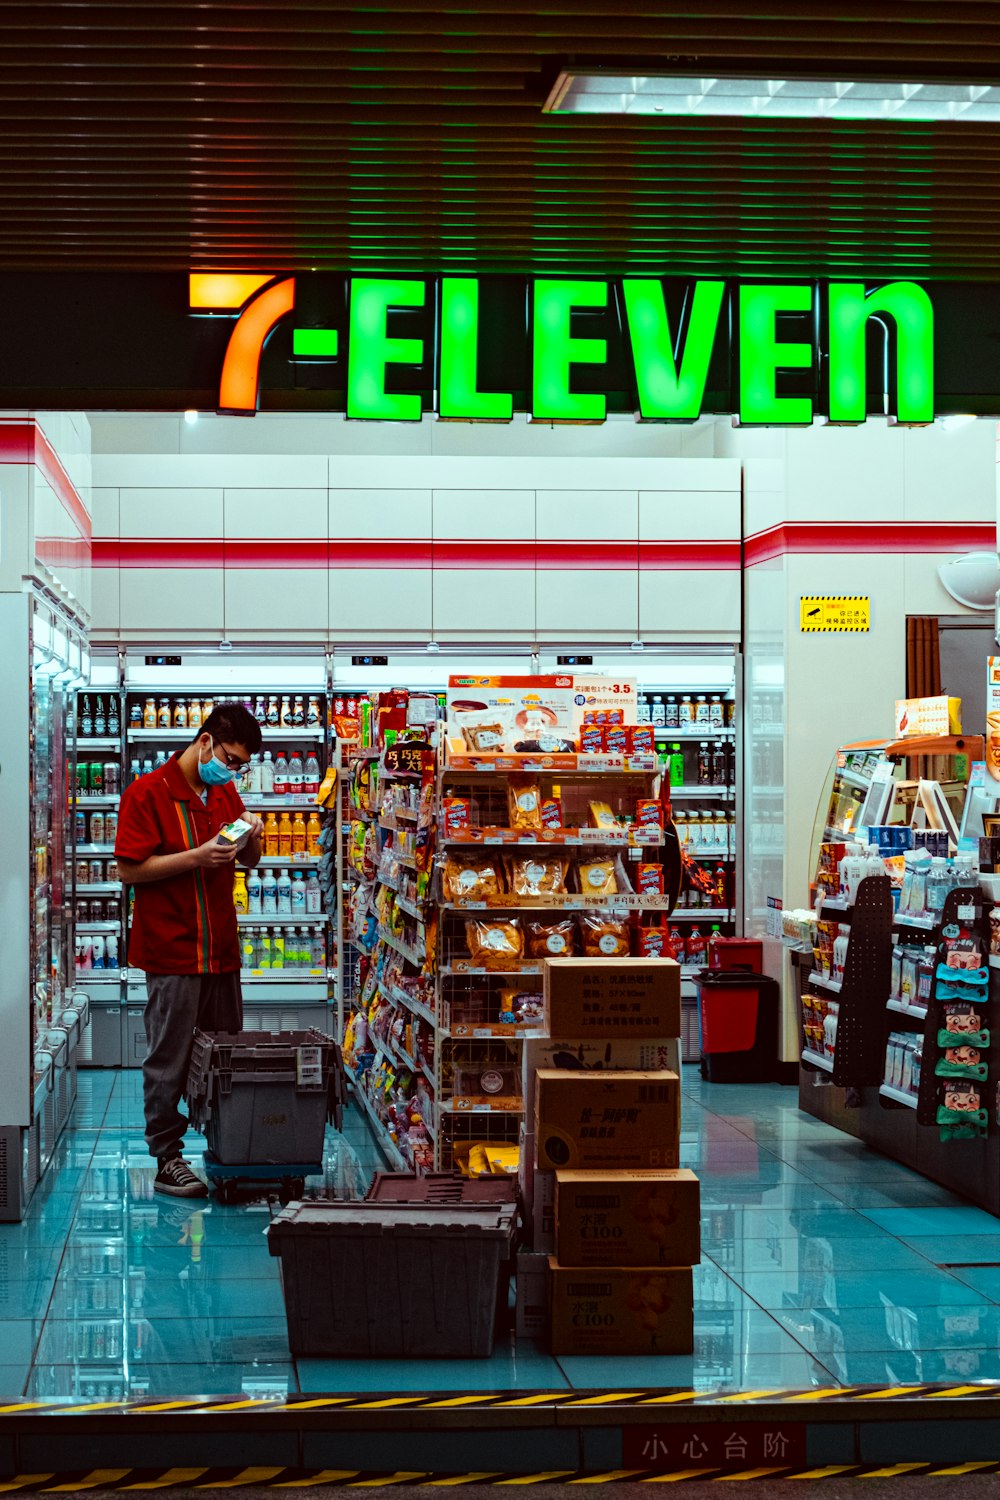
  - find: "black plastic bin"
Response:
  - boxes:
[694,970,780,1082]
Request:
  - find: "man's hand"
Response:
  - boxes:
[244,815,265,842]
[192,836,240,869]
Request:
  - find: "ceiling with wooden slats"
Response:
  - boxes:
[4,1,1000,279]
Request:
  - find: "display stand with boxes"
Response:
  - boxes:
[516,955,700,1356]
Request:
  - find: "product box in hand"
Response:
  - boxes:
[543,958,681,1040]
[548,1262,693,1356]
[555,1168,700,1268]
[216,818,255,852]
[535,1069,680,1172]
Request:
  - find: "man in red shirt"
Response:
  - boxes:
[115,702,264,1197]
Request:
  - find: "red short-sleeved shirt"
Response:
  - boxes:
[115,753,246,975]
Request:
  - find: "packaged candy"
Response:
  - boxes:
[443,796,471,835]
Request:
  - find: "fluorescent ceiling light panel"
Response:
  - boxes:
[544,71,1000,122]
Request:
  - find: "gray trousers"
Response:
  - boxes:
[143,972,243,1162]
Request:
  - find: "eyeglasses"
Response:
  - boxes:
[213,740,252,775]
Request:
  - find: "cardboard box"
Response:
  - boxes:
[548,1261,694,1356]
[518,1125,557,1253]
[555,1169,700,1267]
[535,1069,680,1172]
[515,1251,549,1339]
[521,1036,681,1121]
[543,958,681,1039]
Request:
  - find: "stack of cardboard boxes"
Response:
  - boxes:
[517,957,699,1356]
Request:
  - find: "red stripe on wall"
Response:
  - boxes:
[0,421,92,542]
[744,521,997,567]
[93,537,742,571]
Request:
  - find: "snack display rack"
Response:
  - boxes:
[72,655,339,1066]
[343,724,684,1174]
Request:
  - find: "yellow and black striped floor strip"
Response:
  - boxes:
[3,1384,1000,1416]
[4,1464,1000,1487]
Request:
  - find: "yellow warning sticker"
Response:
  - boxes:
[800,596,870,633]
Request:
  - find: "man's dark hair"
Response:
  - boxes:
[197,701,263,757]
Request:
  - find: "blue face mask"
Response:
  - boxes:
[198,745,238,787]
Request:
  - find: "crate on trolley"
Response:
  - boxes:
[185,1028,347,1189]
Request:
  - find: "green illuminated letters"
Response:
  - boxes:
[439,279,513,421]
[828,281,934,424]
[739,285,814,425]
[347,278,425,421]
[532,280,608,421]
[622,279,724,420]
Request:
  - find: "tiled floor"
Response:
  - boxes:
[3,1065,1000,1399]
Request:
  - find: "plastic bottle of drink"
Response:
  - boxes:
[241,927,256,970]
[258,928,271,971]
[280,696,292,727]
[276,869,292,914]
[291,811,306,854]
[669,745,685,787]
[926,857,950,916]
[273,752,289,796]
[686,925,707,967]
[260,751,275,795]
[271,932,284,971]
[278,812,292,856]
[637,695,652,724]
[106,935,119,971]
[266,696,279,727]
[306,696,321,727]
[247,756,262,795]
[665,695,680,729]
[129,757,141,784]
[697,743,711,785]
[310,930,326,968]
[233,871,248,914]
[303,752,320,795]
[253,696,267,725]
[188,699,202,730]
[262,869,277,915]
[142,758,153,778]
[287,750,304,792]
[292,695,305,727]
[651,695,665,725]
[305,871,322,913]
[290,871,306,915]
[172,699,187,729]
[263,812,280,857]
[306,811,322,856]
[246,868,262,915]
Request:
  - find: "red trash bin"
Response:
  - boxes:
[695,971,779,1082]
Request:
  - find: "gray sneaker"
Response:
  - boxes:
[154,1156,208,1198]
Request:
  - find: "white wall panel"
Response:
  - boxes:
[536,491,638,541]
[432,490,535,540]
[329,489,431,539]
[329,567,431,637]
[119,487,224,539]
[119,565,224,637]
[640,569,741,638]
[639,491,740,541]
[90,487,119,536]
[326,455,740,495]
[223,488,327,540]
[902,421,996,522]
[535,569,643,636]
[224,568,329,637]
[96,453,328,489]
[91,568,120,634]
[784,425,906,521]
[432,567,536,635]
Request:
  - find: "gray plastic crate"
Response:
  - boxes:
[185,1028,345,1165]
[267,1201,517,1358]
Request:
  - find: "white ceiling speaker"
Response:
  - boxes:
[937,552,1000,611]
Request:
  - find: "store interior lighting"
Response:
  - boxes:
[544,71,1000,121]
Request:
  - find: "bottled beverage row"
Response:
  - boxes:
[76,857,116,886]
[127,693,325,731]
[73,749,325,799]
[75,932,120,971]
[663,741,736,786]
[75,760,121,795]
[674,811,736,853]
[639,692,735,728]
[76,896,119,923]
[74,810,118,845]
[257,809,323,857]
[75,695,121,738]
[235,867,323,916]
[241,925,327,971]
[674,866,732,908]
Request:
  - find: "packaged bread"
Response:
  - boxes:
[588,799,619,829]
[508,777,542,830]
[443,853,504,903]
[579,911,631,958]
[465,916,523,970]
[508,854,569,898]
[526,915,576,958]
[577,855,619,896]
[463,721,506,752]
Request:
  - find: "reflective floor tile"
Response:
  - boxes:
[0,1321,46,1364]
[818,1347,1000,1385]
[35,1315,290,1367]
[26,1362,298,1399]
[701,1208,885,1241]
[773,1302,1000,1356]
[886,1234,1000,1265]
[554,1351,833,1393]
[296,1344,569,1393]
[698,1184,844,1212]
[48,1274,285,1321]
[0,1278,59,1320]
[823,1179,971,1210]
[0,1365,28,1397]
[121,1245,279,1279]
[950,1266,1000,1301]
[735,1267,990,1310]
[861,1206,1000,1237]
[706,1237,931,1274]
